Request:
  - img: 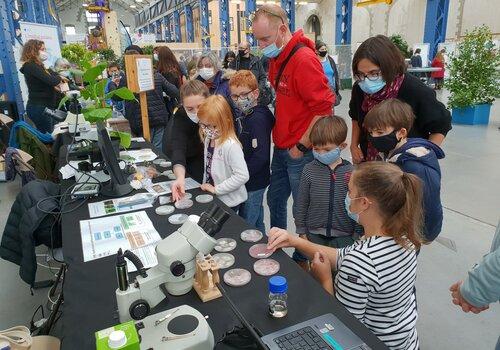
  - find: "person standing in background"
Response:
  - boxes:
[222,51,236,69]
[410,48,423,68]
[431,51,445,90]
[156,46,185,89]
[20,39,67,133]
[316,41,341,106]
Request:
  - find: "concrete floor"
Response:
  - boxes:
[1,89,499,348]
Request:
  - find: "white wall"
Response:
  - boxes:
[295,2,335,46]
[446,0,500,40]
[58,2,135,41]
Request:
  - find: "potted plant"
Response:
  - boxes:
[58,61,136,147]
[446,25,500,125]
[390,34,411,58]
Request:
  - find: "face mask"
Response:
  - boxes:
[238,49,247,57]
[318,51,328,58]
[368,130,400,154]
[39,51,49,61]
[262,28,284,58]
[235,96,256,113]
[186,111,199,124]
[358,76,386,95]
[60,70,72,78]
[201,125,220,140]
[313,147,341,165]
[153,53,159,61]
[345,195,365,223]
[199,68,215,80]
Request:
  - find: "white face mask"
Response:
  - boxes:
[186,111,199,123]
[199,68,215,80]
[39,51,49,61]
[153,53,159,61]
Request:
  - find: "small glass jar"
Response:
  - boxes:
[268,276,288,318]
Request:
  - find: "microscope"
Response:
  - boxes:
[116,204,230,322]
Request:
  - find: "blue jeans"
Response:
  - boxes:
[267,148,313,229]
[151,126,165,150]
[240,188,266,234]
[26,102,53,134]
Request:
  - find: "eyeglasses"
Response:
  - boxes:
[230,89,256,101]
[199,122,216,130]
[250,8,285,24]
[354,70,382,82]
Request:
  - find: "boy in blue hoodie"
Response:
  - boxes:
[364,98,444,241]
[229,70,275,233]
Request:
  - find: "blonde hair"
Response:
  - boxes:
[197,95,238,145]
[253,4,288,26]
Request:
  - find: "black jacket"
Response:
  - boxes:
[0,180,61,287]
[111,72,179,136]
[349,73,452,155]
[20,62,62,107]
[229,54,272,106]
[163,107,204,183]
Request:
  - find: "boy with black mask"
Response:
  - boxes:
[364,98,444,242]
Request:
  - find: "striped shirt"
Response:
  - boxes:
[335,236,419,350]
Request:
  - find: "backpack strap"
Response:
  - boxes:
[274,43,306,89]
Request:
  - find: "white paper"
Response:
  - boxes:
[88,195,154,218]
[136,58,154,92]
[145,178,200,195]
[119,149,157,163]
[127,245,158,272]
[131,137,146,142]
[80,211,161,269]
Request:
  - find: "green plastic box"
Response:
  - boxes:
[95,321,140,350]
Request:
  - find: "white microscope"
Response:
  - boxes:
[115,204,230,322]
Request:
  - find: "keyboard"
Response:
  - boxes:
[273,326,331,350]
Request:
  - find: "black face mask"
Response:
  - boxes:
[318,51,328,57]
[368,130,400,153]
[238,49,247,57]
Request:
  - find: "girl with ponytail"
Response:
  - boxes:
[267,162,423,349]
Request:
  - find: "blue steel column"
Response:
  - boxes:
[149,22,155,35]
[219,0,230,51]
[335,0,352,44]
[245,0,256,46]
[423,0,450,61]
[20,0,36,22]
[163,16,171,42]
[173,10,181,42]
[199,0,211,50]
[0,0,25,114]
[185,5,194,42]
[280,0,295,32]
[32,0,46,24]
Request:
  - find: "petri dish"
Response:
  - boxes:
[249,243,273,259]
[174,199,194,210]
[214,238,237,252]
[212,253,235,269]
[196,194,214,204]
[223,268,251,287]
[240,229,263,243]
[168,214,189,225]
[155,205,175,215]
[253,259,280,276]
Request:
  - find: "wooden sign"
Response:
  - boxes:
[124,55,155,142]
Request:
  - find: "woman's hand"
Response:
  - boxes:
[310,251,334,294]
[350,145,364,164]
[449,281,489,314]
[267,228,298,252]
[200,183,216,194]
[171,178,186,201]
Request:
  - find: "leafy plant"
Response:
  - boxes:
[96,48,117,62]
[61,43,97,69]
[389,34,411,58]
[58,59,136,147]
[142,45,155,55]
[445,25,500,109]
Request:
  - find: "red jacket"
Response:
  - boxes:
[431,58,445,78]
[268,30,334,149]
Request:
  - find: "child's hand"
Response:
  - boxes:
[310,251,333,287]
[350,145,364,164]
[267,227,297,252]
[200,183,216,194]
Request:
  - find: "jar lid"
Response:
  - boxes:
[108,330,127,349]
[269,275,287,293]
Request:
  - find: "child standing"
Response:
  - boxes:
[198,95,249,212]
[229,70,275,233]
[364,98,444,242]
[267,162,424,350]
[293,116,362,268]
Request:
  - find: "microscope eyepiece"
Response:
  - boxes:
[198,204,230,237]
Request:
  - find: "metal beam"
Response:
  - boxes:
[219,0,230,50]
[199,0,210,49]
[423,0,450,60]
[173,9,181,42]
[163,15,171,42]
[245,0,256,46]
[335,0,352,44]
[0,0,25,114]
[184,4,194,42]
[280,0,295,32]
[156,18,162,41]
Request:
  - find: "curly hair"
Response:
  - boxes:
[21,39,44,65]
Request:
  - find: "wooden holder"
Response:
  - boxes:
[193,255,222,302]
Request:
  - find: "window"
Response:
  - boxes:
[65,25,76,35]
[86,11,99,23]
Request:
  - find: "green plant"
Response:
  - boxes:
[446,25,500,109]
[61,43,97,69]
[96,48,117,62]
[142,45,154,55]
[389,34,411,58]
[58,60,136,147]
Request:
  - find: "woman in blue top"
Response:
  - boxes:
[316,41,341,106]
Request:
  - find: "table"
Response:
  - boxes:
[407,67,443,86]
[58,139,387,350]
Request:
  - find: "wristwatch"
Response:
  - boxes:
[295,142,309,153]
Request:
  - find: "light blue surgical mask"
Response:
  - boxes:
[358,77,386,95]
[344,194,365,223]
[313,147,341,165]
[262,29,284,58]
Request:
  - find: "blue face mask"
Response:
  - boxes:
[358,77,386,95]
[345,195,363,223]
[262,29,284,58]
[313,147,341,165]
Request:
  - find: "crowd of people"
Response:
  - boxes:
[17,4,499,349]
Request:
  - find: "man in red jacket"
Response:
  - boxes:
[252,5,334,237]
